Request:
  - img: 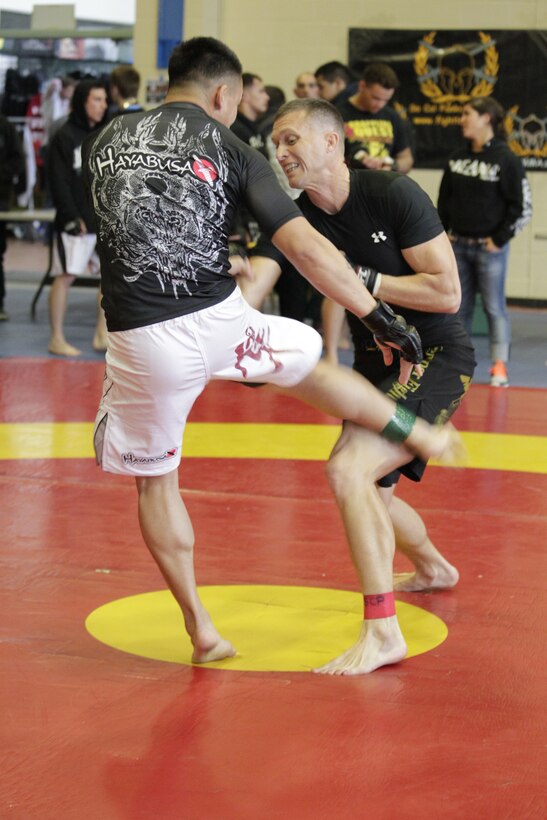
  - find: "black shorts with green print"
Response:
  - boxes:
[353,343,477,487]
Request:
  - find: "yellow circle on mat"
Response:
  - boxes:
[86,585,448,672]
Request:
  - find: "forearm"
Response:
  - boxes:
[376,270,460,313]
[393,148,413,174]
[273,217,377,318]
[376,233,461,313]
[493,161,532,245]
[50,173,81,225]
[272,218,425,367]
[238,255,281,310]
[321,298,346,364]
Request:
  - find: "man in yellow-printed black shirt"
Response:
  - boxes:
[336,62,413,174]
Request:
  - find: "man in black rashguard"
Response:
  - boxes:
[337,62,413,173]
[254,98,474,675]
[82,39,463,668]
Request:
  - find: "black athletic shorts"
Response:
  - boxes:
[353,343,476,487]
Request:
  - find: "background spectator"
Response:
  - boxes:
[438,96,532,387]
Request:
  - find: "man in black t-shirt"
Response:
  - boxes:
[108,65,144,118]
[337,62,413,174]
[229,72,270,245]
[315,61,354,106]
[261,98,474,675]
[231,72,270,159]
[82,39,464,669]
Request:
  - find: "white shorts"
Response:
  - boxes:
[51,231,100,278]
[94,287,323,476]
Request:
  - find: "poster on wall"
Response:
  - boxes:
[348,29,547,170]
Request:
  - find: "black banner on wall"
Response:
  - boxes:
[348,29,547,170]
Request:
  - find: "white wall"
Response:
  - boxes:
[183,0,547,100]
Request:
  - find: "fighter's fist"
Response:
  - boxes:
[360,300,423,365]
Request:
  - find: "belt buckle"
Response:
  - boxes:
[455,234,484,246]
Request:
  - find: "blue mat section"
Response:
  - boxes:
[1,283,106,362]
[2,279,546,388]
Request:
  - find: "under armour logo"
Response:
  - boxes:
[371,231,387,243]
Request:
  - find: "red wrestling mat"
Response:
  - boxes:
[1,359,546,818]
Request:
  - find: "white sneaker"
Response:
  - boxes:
[490,361,509,387]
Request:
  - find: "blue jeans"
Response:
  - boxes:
[453,239,511,362]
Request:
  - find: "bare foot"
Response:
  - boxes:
[394,562,459,592]
[313,618,407,676]
[48,339,81,357]
[189,618,236,664]
[192,636,236,664]
[409,422,467,466]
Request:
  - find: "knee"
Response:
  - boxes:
[53,273,75,291]
[326,449,372,499]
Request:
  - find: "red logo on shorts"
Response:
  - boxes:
[234,326,283,378]
[192,156,218,186]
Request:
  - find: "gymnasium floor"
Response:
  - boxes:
[1,238,546,819]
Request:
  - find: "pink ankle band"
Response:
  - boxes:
[363,592,396,619]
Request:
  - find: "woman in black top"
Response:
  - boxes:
[438,97,532,387]
[48,78,108,355]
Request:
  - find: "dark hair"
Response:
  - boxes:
[242,72,262,88]
[69,78,107,130]
[274,98,345,139]
[168,37,242,89]
[362,62,399,90]
[110,65,141,99]
[264,85,286,112]
[315,61,351,85]
[465,96,506,139]
[60,75,78,89]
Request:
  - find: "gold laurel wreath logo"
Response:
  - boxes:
[504,105,519,145]
[505,105,547,158]
[414,31,498,102]
[414,32,440,100]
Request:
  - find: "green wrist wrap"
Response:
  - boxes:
[381,404,416,443]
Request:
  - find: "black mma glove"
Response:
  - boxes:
[64,220,82,236]
[360,300,423,364]
[229,241,248,260]
[355,265,380,295]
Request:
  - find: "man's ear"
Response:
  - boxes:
[325,130,340,152]
[212,83,227,113]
